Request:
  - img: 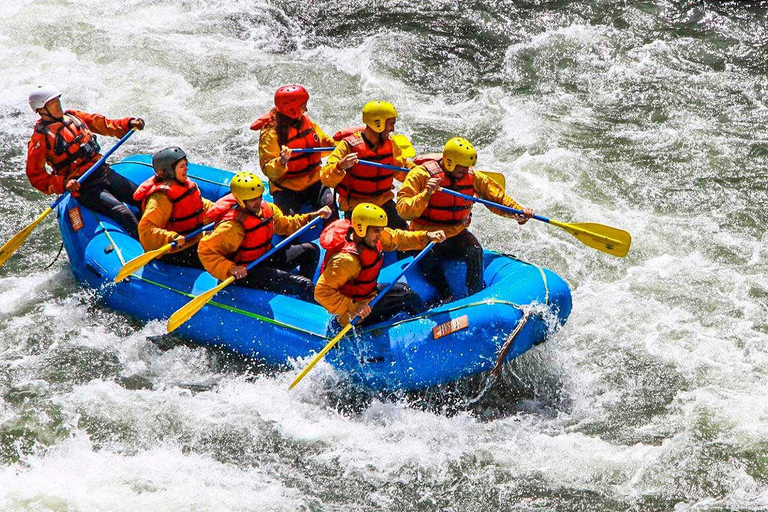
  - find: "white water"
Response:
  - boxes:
[1,1,767,510]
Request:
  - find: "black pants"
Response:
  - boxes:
[159,244,205,269]
[77,165,140,238]
[343,199,407,230]
[271,181,338,226]
[356,282,423,328]
[237,242,319,302]
[417,229,484,301]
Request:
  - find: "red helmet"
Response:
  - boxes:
[274,85,309,119]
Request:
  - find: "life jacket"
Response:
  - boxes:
[133,177,207,234]
[336,131,397,201]
[250,109,323,182]
[208,194,274,264]
[418,159,475,225]
[33,112,101,179]
[319,219,384,300]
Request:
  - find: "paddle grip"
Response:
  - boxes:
[170,222,215,248]
[50,128,137,210]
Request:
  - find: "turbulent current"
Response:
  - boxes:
[1,0,767,510]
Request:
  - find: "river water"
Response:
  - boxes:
[1,1,767,510]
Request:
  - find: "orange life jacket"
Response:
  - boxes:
[418,159,475,225]
[33,112,101,179]
[336,131,397,201]
[208,194,274,264]
[250,110,323,182]
[319,219,383,300]
[134,177,207,234]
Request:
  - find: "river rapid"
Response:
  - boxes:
[1,1,767,510]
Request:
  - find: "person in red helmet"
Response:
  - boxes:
[251,85,338,221]
[25,86,145,237]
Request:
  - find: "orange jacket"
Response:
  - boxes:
[135,181,214,253]
[254,111,335,193]
[314,228,428,325]
[320,131,414,211]
[26,110,134,194]
[396,163,524,239]
[198,196,315,281]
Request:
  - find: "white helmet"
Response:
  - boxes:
[29,85,62,111]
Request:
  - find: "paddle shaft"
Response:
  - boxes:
[50,128,137,210]
[290,147,335,154]
[289,241,436,390]
[170,222,215,248]
[242,216,323,273]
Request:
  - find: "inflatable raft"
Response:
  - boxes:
[55,155,572,391]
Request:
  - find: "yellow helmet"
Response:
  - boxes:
[442,137,477,172]
[362,101,398,133]
[230,171,264,207]
[350,203,388,237]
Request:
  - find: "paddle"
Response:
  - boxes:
[290,133,416,158]
[114,222,215,283]
[0,128,138,269]
[344,159,631,257]
[166,216,324,333]
[289,241,436,390]
[438,188,631,258]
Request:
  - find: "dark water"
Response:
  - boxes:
[1,0,767,510]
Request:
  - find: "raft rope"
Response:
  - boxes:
[97,220,327,339]
[491,310,532,378]
[44,240,65,270]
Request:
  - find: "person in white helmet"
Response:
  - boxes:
[26,86,145,237]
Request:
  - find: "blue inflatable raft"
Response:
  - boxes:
[55,155,572,392]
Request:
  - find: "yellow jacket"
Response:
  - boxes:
[138,193,214,252]
[314,228,428,325]
[259,123,335,193]
[198,202,314,281]
[319,132,414,212]
[396,166,524,238]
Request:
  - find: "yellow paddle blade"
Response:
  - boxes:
[548,220,632,258]
[114,243,173,283]
[391,134,416,159]
[166,276,235,333]
[0,207,53,268]
[289,323,353,390]
[476,170,506,190]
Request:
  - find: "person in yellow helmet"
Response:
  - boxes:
[396,137,534,301]
[315,203,445,327]
[250,85,339,221]
[320,101,414,229]
[198,172,332,301]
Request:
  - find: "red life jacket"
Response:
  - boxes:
[418,159,475,225]
[33,112,101,179]
[208,194,274,264]
[134,177,207,234]
[319,219,384,300]
[336,131,397,201]
[250,109,323,181]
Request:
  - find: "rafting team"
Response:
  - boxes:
[25,85,534,327]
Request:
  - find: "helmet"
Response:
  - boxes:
[442,137,477,172]
[29,85,62,111]
[274,85,309,119]
[350,203,387,237]
[152,147,187,180]
[362,101,397,133]
[230,171,264,207]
